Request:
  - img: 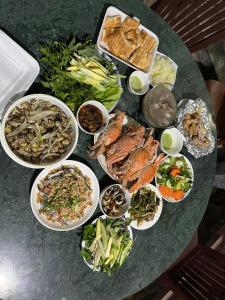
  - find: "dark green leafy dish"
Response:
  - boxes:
[129,187,160,226]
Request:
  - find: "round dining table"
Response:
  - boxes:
[0,0,216,299]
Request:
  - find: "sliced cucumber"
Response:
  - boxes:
[164,157,170,164]
[170,156,176,166]
[160,163,170,173]
[157,178,167,185]
[157,173,163,180]
[175,160,184,168]
[166,179,174,189]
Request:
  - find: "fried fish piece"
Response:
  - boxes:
[121,16,140,33]
[104,16,121,28]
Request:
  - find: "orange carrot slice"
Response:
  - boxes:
[172,190,184,201]
[170,167,180,177]
[159,185,173,198]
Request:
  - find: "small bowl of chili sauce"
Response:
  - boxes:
[77,100,109,135]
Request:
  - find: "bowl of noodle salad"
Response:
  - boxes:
[30,160,99,231]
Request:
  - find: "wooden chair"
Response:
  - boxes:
[159,245,225,300]
[206,80,225,147]
[151,0,225,52]
[158,225,225,300]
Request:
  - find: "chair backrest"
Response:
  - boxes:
[152,0,225,52]
[169,245,225,299]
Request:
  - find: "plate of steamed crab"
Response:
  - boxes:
[88,110,164,193]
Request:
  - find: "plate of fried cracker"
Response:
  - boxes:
[97,6,159,73]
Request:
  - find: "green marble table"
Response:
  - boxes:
[0,1,216,299]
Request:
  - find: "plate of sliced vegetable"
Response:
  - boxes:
[81,215,133,276]
[155,154,194,203]
[126,184,163,230]
[40,38,124,113]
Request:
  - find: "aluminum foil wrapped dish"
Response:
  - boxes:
[176,98,215,158]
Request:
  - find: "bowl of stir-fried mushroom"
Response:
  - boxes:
[1,94,79,168]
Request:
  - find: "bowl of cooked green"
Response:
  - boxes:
[1,94,79,168]
[127,184,163,230]
[30,160,100,231]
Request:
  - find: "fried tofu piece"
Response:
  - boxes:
[104,28,136,60]
[117,37,136,60]
[136,29,142,47]
[140,30,156,52]
[125,30,137,41]
[129,47,151,71]
[104,16,121,28]
[121,17,140,33]
[129,31,156,71]
[102,28,115,43]
[102,15,156,69]
[104,30,124,56]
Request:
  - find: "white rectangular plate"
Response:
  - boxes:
[97,6,159,74]
[0,30,40,118]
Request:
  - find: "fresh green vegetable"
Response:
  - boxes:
[129,75,143,92]
[81,218,132,276]
[161,132,173,150]
[39,38,124,112]
[157,155,193,193]
[129,187,159,226]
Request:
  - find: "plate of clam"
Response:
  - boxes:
[88,110,164,193]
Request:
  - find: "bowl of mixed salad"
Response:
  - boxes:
[155,154,194,203]
[81,215,133,276]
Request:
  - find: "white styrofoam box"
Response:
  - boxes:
[0,30,40,118]
[97,6,159,74]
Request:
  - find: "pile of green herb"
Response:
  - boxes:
[81,217,132,276]
[39,38,124,112]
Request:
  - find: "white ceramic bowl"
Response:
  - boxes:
[99,184,131,219]
[128,71,150,95]
[126,184,163,230]
[77,100,109,135]
[160,127,184,156]
[0,94,79,169]
[155,154,194,203]
[30,160,100,231]
[81,214,133,271]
